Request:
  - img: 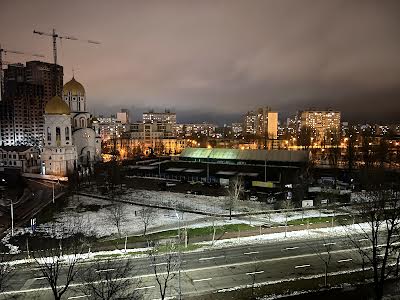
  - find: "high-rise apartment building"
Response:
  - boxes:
[0,61,63,146]
[117,108,130,124]
[299,110,341,141]
[142,110,176,125]
[244,111,257,135]
[255,107,278,139]
[243,107,278,139]
[231,123,243,137]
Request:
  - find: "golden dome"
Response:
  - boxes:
[45,96,71,115]
[63,77,85,95]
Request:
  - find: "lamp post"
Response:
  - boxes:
[175,210,182,300]
[9,196,21,237]
[52,181,55,203]
[10,199,14,236]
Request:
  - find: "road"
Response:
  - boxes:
[0,234,378,300]
[0,179,65,238]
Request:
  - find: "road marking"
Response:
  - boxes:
[246,271,264,275]
[323,242,336,246]
[95,268,115,273]
[284,246,299,251]
[244,251,259,255]
[5,242,395,296]
[151,262,167,266]
[134,285,155,290]
[295,264,310,269]
[199,256,224,261]
[68,295,90,299]
[338,258,352,263]
[358,238,369,242]
[193,277,212,282]
[34,277,47,280]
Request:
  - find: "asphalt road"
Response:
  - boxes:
[0,234,381,300]
[0,179,65,238]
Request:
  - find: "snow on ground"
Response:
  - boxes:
[6,222,372,268]
[2,187,350,253]
[118,188,271,215]
[50,195,208,238]
[199,222,371,248]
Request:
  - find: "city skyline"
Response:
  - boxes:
[1,0,400,124]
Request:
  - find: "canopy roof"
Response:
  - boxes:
[179,148,309,163]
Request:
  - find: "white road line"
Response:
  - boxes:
[358,238,369,242]
[199,256,224,261]
[338,258,353,263]
[295,264,310,269]
[68,295,90,299]
[244,251,259,255]
[95,268,115,273]
[6,243,394,296]
[246,271,264,275]
[323,242,336,246]
[34,277,47,280]
[193,277,212,282]
[284,246,299,251]
[134,285,155,290]
[151,262,168,266]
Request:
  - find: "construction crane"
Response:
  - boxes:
[0,44,45,101]
[33,28,100,96]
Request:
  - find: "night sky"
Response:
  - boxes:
[1,0,400,124]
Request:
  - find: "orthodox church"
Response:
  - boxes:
[40,77,101,177]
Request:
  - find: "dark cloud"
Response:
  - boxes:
[1,0,400,124]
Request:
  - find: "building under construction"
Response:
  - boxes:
[0,61,63,146]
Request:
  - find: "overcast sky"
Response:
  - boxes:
[1,0,400,124]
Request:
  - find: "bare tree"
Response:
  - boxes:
[0,244,13,293]
[79,259,142,300]
[149,242,179,300]
[298,126,313,149]
[226,176,243,220]
[107,202,126,238]
[281,200,293,238]
[138,207,156,236]
[306,236,335,287]
[32,222,87,300]
[248,257,262,298]
[346,186,400,300]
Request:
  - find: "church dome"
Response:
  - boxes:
[45,96,71,115]
[63,77,85,95]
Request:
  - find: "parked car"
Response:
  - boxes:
[166,182,176,187]
[250,195,259,201]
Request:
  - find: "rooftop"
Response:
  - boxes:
[179,148,309,163]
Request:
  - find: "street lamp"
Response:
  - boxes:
[8,196,20,237]
[175,210,182,300]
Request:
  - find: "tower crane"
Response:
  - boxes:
[33,28,100,96]
[0,44,44,101]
